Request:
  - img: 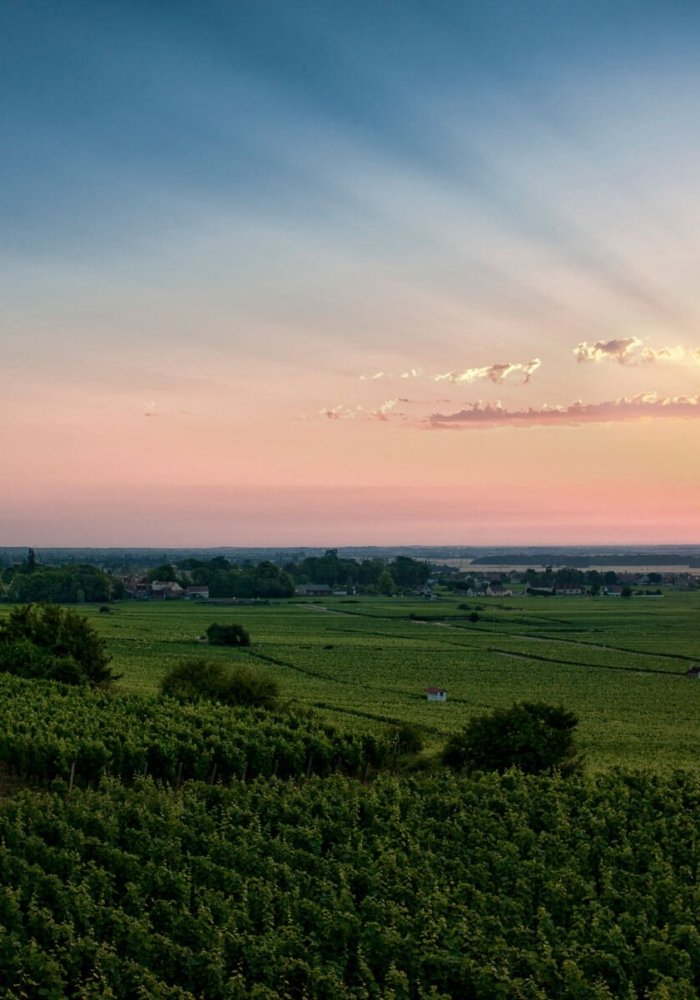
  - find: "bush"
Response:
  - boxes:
[387,723,425,757]
[442,701,581,776]
[160,658,278,709]
[469,611,480,623]
[0,604,116,686]
[206,623,251,647]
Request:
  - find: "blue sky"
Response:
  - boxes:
[2,1,700,544]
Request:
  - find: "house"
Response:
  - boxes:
[425,687,447,702]
[123,576,151,599]
[151,581,184,599]
[185,586,209,600]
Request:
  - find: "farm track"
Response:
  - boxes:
[435,622,695,664]
[523,632,700,663]
[246,650,355,685]
[312,703,442,732]
[490,647,682,677]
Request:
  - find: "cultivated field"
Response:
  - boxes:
[13,591,697,772]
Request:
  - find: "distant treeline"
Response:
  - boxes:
[1,549,431,602]
[440,565,663,593]
[1,551,123,604]
[471,553,700,567]
[175,549,430,598]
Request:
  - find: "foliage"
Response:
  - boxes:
[190,560,295,599]
[0,771,699,996]
[160,657,278,709]
[442,701,581,775]
[206,622,251,646]
[0,673,380,785]
[0,603,116,686]
[386,722,424,757]
[5,563,114,603]
[146,563,179,583]
[2,591,698,770]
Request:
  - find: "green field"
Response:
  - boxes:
[2,594,700,998]
[9,591,696,772]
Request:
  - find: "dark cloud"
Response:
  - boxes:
[426,393,700,430]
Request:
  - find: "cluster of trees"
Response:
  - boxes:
[169,550,430,598]
[152,557,296,598]
[284,550,431,592]
[440,564,653,596]
[1,548,432,602]
[0,603,117,686]
[1,549,123,603]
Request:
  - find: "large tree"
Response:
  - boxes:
[442,701,581,776]
[0,604,117,686]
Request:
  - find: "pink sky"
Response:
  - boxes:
[4,3,700,545]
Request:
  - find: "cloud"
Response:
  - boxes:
[575,339,700,366]
[320,404,362,420]
[371,398,400,421]
[433,358,541,384]
[359,371,389,380]
[639,345,692,363]
[426,393,700,430]
[574,338,642,364]
[400,368,424,379]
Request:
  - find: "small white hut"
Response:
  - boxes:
[425,687,447,702]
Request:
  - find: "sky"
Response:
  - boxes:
[2,0,700,546]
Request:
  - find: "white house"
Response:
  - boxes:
[425,687,447,702]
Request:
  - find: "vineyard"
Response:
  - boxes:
[7,592,695,770]
[0,771,699,997]
[0,674,384,787]
[0,593,699,997]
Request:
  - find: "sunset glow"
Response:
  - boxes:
[2,1,700,545]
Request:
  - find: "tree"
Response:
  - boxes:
[160,658,278,709]
[206,623,251,647]
[442,701,581,776]
[388,557,430,590]
[386,723,424,760]
[0,603,117,686]
[146,564,177,583]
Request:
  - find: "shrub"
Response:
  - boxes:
[206,623,251,647]
[387,723,425,757]
[0,604,116,686]
[469,611,480,623]
[442,701,581,776]
[160,658,278,709]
